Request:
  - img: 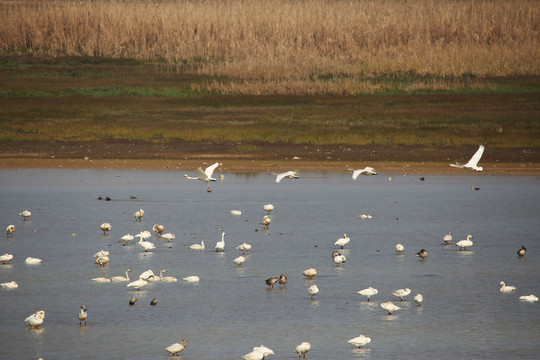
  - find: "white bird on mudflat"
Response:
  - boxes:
[230,210,242,216]
[5,224,15,236]
[137,237,156,252]
[127,278,148,290]
[335,233,350,249]
[234,255,246,266]
[263,204,274,214]
[19,210,31,219]
[519,294,538,302]
[308,284,319,299]
[100,222,111,234]
[133,208,144,221]
[111,269,131,282]
[92,276,111,283]
[275,170,299,183]
[381,301,401,314]
[93,250,109,258]
[348,334,371,348]
[294,342,311,358]
[358,287,378,301]
[456,235,473,250]
[138,270,155,280]
[25,257,42,265]
[1,281,18,289]
[78,305,87,325]
[166,339,187,356]
[392,287,411,301]
[184,162,221,184]
[160,232,176,242]
[414,293,423,306]
[215,232,226,252]
[189,236,205,250]
[443,231,453,243]
[24,310,45,328]
[352,167,378,179]
[236,242,252,254]
[303,268,317,279]
[95,256,109,266]
[120,233,135,246]
[183,275,200,282]
[152,223,164,234]
[449,145,485,171]
[500,281,516,293]
[0,253,14,264]
[395,243,404,254]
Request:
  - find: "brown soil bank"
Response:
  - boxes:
[1,140,538,175]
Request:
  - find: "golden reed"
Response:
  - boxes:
[1,0,538,94]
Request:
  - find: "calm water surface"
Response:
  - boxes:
[1,169,539,359]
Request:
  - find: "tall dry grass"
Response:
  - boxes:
[1,0,539,94]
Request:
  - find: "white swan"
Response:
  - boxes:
[127,278,148,290]
[233,255,246,266]
[236,242,252,254]
[449,145,485,171]
[335,233,350,248]
[0,281,18,289]
[348,334,371,348]
[456,235,473,250]
[166,339,187,355]
[358,287,378,301]
[215,232,226,252]
[263,204,274,214]
[308,284,319,299]
[253,345,275,358]
[136,230,152,240]
[184,162,221,184]
[138,270,155,280]
[133,208,144,221]
[519,294,538,302]
[152,223,164,234]
[111,269,131,282]
[395,243,404,254]
[95,256,109,266]
[189,237,205,250]
[93,250,109,258]
[414,293,423,306]
[5,224,15,236]
[303,268,317,278]
[352,167,377,179]
[294,342,311,358]
[499,281,516,293]
[381,301,401,314]
[24,310,45,328]
[19,210,31,219]
[120,233,135,246]
[261,215,271,228]
[242,349,265,360]
[443,231,453,243]
[392,287,411,301]
[333,254,346,265]
[275,170,299,183]
[160,232,176,242]
[137,237,156,252]
[183,275,200,282]
[100,222,111,234]
[78,306,87,325]
[25,257,42,265]
[230,210,242,215]
[92,276,111,283]
[0,253,14,264]
[357,214,373,219]
[158,269,178,282]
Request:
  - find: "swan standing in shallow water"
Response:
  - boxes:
[166,339,187,356]
[414,293,424,306]
[358,287,378,301]
[253,345,275,358]
[443,232,453,244]
[137,237,156,252]
[335,233,350,249]
[1,281,18,289]
[308,284,319,299]
[234,255,246,266]
[78,306,87,325]
[133,208,144,221]
[189,236,205,250]
[519,294,538,302]
[348,334,371,348]
[5,225,15,236]
[275,170,300,183]
[381,301,401,314]
[95,256,109,267]
[138,270,155,280]
[127,278,148,290]
[236,242,252,254]
[111,269,131,282]
[0,253,14,264]
[392,287,411,301]
[456,235,473,250]
[449,144,485,171]
[352,167,378,179]
[24,310,45,328]
[500,281,516,293]
[263,204,274,214]
[395,243,404,254]
[261,215,271,228]
[152,223,164,235]
[333,254,346,265]
[303,268,317,279]
[93,250,109,258]
[294,342,311,358]
[160,232,176,242]
[183,275,200,282]
[19,210,31,220]
[120,233,134,246]
[100,222,111,234]
[215,232,226,252]
[25,257,42,265]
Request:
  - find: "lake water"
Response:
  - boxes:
[1,169,539,359]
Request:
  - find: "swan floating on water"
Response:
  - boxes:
[449,145,485,171]
[93,250,109,258]
[303,268,317,278]
[414,293,423,306]
[294,341,311,358]
[166,339,187,355]
[348,334,371,348]
[0,253,14,264]
[519,294,538,302]
[230,210,242,215]
[335,233,350,249]
[78,306,87,325]
[24,310,45,328]
[275,170,300,183]
[1,281,18,289]
[189,237,205,250]
[395,243,404,254]
[308,284,319,299]
[499,281,516,293]
[133,208,144,221]
[234,255,246,266]
[157,269,178,282]
[392,287,411,301]
[19,210,31,219]
[215,232,226,252]
[456,235,473,250]
[357,214,373,219]
[5,225,15,236]
[25,257,42,265]
[183,275,200,282]
[358,287,378,301]
[127,278,148,290]
[92,276,111,283]
[236,243,252,254]
[263,204,274,214]
[352,167,378,179]
[100,223,111,234]
[381,301,401,314]
[443,232,453,243]
[416,249,428,259]
[111,269,131,282]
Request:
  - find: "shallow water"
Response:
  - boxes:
[1,169,539,359]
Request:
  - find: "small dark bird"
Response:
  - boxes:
[207,187,212,192]
[517,246,527,258]
[266,277,278,288]
[416,249,428,259]
[78,305,87,325]
[105,196,111,201]
[129,297,137,306]
[471,187,480,191]
[420,177,425,181]
[98,195,103,200]
[150,298,157,306]
[129,195,137,199]
[278,274,287,287]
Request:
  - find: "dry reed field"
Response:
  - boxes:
[1,0,539,95]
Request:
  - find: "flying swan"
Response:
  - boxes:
[184,162,221,184]
[352,167,378,179]
[449,145,485,171]
[275,171,299,183]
